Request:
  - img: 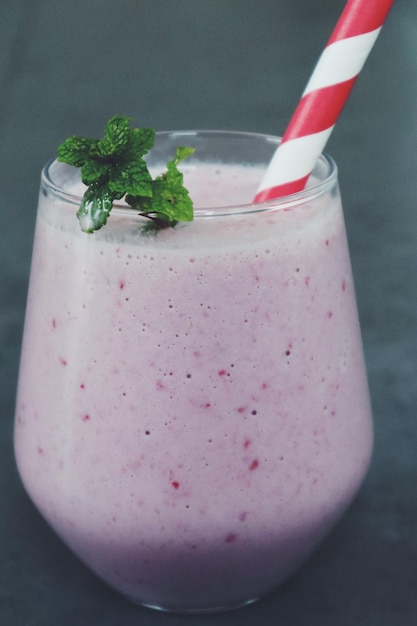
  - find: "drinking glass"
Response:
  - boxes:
[14,130,373,613]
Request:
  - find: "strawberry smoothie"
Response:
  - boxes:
[14,132,373,612]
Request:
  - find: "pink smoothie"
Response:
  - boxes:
[14,157,373,611]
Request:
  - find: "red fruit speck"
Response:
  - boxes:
[172,481,180,489]
[249,459,259,471]
[218,369,227,377]
[225,532,237,543]
[119,281,125,290]
[83,414,90,422]
[243,438,251,449]
[59,357,67,366]
[52,318,57,328]
[237,407,246,414]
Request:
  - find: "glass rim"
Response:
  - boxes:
[41,129,338,219]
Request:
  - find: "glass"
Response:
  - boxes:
[14,131,373,613]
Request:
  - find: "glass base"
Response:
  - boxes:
[132,595,259,614]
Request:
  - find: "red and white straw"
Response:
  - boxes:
[254,0,395,203]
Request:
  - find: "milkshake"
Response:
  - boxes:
[14,131,373,612]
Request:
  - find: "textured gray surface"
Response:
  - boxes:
[1,1,416,624]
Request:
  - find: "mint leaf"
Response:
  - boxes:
[149,147,195,223]
[109,158,153,197]
[98,115,132,157]
[129,127,156,157]
[58,136,99,167]
[76,183,115,233]
[57,116,194,232]
[81,160,111,186]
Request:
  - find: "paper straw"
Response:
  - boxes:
[254,0,395,203]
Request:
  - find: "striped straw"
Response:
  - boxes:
[254,0,395,203]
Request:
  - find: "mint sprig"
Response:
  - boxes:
[57,115,194,233]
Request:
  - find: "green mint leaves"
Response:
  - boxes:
[57,115,194,233]
[125,146,195,229]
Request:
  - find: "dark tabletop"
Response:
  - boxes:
[1,1,416,624]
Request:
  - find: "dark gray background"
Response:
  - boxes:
[1,1,416,624]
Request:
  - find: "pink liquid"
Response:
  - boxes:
[14,161,373,611]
